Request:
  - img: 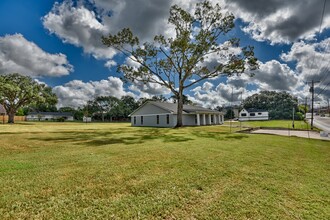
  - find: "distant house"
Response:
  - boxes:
[26,112,74,121]
[0,104,6,115]
[83,116,92,123]
[129,101,224,127]
[239,108,269,121]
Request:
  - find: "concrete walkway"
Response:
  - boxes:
[251,129,330,141]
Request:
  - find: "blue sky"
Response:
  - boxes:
[0,0,329,108]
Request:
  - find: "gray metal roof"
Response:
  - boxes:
[245,108,267,113]
[130,101,221,116]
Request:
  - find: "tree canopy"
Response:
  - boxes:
[242,91,300,120]
[102,0,258,127]
[0,73,57,123]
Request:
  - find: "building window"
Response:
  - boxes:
[141,116,144,125]
[156,115,159,124]
[134,116,136,124]
[250,113,255,116]
[241,113,247,117]
[258,112,262,115]
[166,115,170,124]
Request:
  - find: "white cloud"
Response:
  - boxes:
[53,76,134,108]
[128,80,171,99]
[280,39,330,103]
[104,60,117,68]
[0,34,73,77]
[225,0,330,44]
[42,1,116,61]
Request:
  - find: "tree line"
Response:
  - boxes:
[58,94,194,121]
[242,91,305,120]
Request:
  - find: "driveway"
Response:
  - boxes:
[251,129,330,141]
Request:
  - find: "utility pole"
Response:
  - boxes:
[292,107,295,129]
[230,87,233,133]
[308,80,320,130]
[305,97,308,119]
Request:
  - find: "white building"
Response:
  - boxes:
[26,112,74,121]
[129,101,224,127]
[239,108,269,121]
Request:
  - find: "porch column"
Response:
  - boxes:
[214,114,217,124]
[203,114,206,125]
[221,115,224,124]
[218,114,221,124]
[208,114,212,125]
[196,114,200,126]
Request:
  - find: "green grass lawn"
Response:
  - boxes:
[225,120,310,130]
[0,122,329,219]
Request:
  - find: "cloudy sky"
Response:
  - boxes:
[0,0,329,108]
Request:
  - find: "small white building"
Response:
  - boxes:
[129,101,224,127]
[239,108,269,121]
[83,116,92,123]
[26,112,74,121]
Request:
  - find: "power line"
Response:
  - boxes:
[315,80,330,98]
[308,0,328,80]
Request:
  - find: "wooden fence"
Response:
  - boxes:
[1,116,26,123]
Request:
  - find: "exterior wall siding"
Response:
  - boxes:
[131,114,175,127]
[239,110,269,121]
[130,102,224,127]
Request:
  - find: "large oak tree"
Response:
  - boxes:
[102,1,258,127]
[0,73,57,123]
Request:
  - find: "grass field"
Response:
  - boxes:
[225,120,310,130]
[0,122,329,219]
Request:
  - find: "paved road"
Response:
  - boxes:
[306,113,330,132]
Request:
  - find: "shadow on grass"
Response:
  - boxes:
[23,127,249,147]
[192,131,249,141]
[27,128,194,147]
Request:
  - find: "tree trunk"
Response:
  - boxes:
[8,111,15,124]
[175,89,184,128]
[102,113,104,122]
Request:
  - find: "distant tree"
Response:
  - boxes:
[16,108,25,116]
[71,107,84,121]
[102,0,258,127]
[111,96,139,119]
[298,104,308,115]
[59,107,75,112]
[25,87,58,113]
[171,94,193,105]
[0,73,58,123]
[84,96,120,121]
[137,95,168,106]
[214,106,223,112]
[242,91,298,119]
[224,108,234,120]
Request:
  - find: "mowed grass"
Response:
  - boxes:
[0,122,329,219]
[225,120,310,130]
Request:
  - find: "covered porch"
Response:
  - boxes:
[195,112,224,126]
